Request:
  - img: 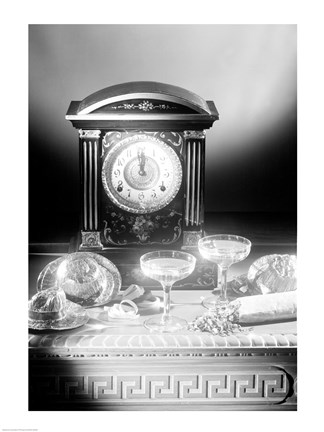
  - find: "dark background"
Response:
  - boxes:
[29,25,297,243]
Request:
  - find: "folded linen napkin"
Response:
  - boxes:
[104,299,140,321]
[119,284,160,311]
[231,291,297,324]
[104,285,160,321]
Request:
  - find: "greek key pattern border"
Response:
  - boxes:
[31,372,291,404]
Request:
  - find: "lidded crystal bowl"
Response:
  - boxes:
[56,253,106,305]
[28,287,67,321]
[37,252,121,307]
[247,254,297,294]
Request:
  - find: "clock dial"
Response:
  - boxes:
[102,134,182,214]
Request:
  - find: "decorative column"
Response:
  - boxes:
[182,130,206,249]
[79,129,103,249]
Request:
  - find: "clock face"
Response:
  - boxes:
[101,134,182,214]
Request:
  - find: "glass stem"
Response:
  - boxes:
[219,266,229,301]
[162,284,172,323]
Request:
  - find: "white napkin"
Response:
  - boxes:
[232,291,297,324]
[104,299,140,321]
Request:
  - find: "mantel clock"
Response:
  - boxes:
[66,81,219,251]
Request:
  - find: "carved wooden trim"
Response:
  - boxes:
[29,333,297,355]
[31,372,288,401]
[29,358,297,410]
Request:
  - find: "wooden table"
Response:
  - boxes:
[29,288,297,411]
[29,230,297,411]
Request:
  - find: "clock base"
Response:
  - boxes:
[181,230,203,250]
[79,231,103,250]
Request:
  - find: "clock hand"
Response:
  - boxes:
[159,181,166,192]
[138,148,147,176]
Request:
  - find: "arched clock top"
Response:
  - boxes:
[77,81,212,115]
[66,81,219,128]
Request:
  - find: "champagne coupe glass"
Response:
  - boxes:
[198,234,251,310]
[140,250,196,332]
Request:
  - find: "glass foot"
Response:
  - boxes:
[144,315,187,333]
[202,294,229,310]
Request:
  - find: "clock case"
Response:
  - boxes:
[66,81,218,254]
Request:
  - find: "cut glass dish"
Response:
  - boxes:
[247,254,297,294]
[28,287,89,331]
[37,252,121,307]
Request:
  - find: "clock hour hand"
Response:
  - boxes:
[159,181,166,192]
[138,148,147,176]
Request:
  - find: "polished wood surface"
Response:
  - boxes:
[29,211,297,296]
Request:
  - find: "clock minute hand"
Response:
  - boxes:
[138,148,147,176]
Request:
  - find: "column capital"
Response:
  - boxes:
[183,130,206,139]
[79,129,101,139]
